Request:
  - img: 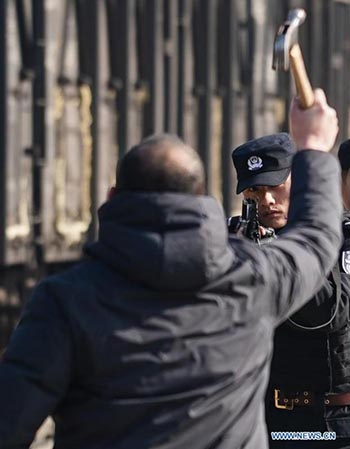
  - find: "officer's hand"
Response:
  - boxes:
[259,226,267,237]
[289,88,339,152]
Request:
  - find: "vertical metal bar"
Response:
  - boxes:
[277,0,292,132]
[335,2,348,142]
[104,0,121,169]
[163,0,178,133]
[296,0,310,76]
[0,0,7,264]
[236,0,254,139]
[105,0,135,156]
[74,0,99,240]
[117,0,135,155]
[118,0,135,155]
[309,0,322,87]
[193,0,216,193]
[327,0,335,106]
[143,0,164,135]
[321,0,330,91]
[57,0,71,84]
[218,0,236,214]
[177,0,192,137]
[75,0,94,85]
[135,0,148,92]
[90,0,99,240]
[15,0,33,78]
[31,0,46,266]
[246,0,254,139]
[328,1,344,126]
[322,0,331,94]
[346,4,350,137]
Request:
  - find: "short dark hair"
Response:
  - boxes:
[116,134,205,195]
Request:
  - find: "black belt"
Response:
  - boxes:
[274,388,350,410]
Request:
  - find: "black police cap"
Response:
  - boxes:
[232,133,296,194]
[338,139,350,171]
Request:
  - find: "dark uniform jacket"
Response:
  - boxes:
[0,151,343,449]
[267,215,350,438]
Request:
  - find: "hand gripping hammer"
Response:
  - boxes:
[273,8,314,109]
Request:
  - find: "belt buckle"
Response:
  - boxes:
[274,389,294,410]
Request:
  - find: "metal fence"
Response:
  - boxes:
[0,0,350,349]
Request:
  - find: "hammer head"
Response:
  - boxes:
[273,9,307,71]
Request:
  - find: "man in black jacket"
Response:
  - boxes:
[231,94,350,448]
[0,89,342,449]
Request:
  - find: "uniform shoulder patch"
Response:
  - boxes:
[343,218,350,240]
[342,250,350,274]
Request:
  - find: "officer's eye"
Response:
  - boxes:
[247,187,258,193]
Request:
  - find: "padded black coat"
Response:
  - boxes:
[0,151,343,449]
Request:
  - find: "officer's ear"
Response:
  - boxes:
[107,186,118,200]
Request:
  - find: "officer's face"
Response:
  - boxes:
[243,175,291,229]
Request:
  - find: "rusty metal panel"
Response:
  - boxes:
[43,0,98,263]
[0,0,33,266]
[2,0,350,348]
[44,0,87,262]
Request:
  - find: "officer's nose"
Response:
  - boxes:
[260,191,275,207]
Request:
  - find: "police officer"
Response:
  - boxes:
[231,129,350,447]
[339,139,350,210]
[337,140,350,284]
[338,140,350,285]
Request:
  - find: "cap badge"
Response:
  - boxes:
[247,156,263,171]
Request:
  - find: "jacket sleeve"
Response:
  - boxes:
[241,150,343,327]
[0,281,73,448]
[281,212,350,331]
[285,270,350,332]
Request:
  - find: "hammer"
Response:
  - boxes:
[273,8,314,109]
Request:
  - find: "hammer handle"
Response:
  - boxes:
[289,44,314,109]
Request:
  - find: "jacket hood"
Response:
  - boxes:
[85,192,234,291]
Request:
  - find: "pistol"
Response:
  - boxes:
[239,198,260,243]
[228,198,276,244]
